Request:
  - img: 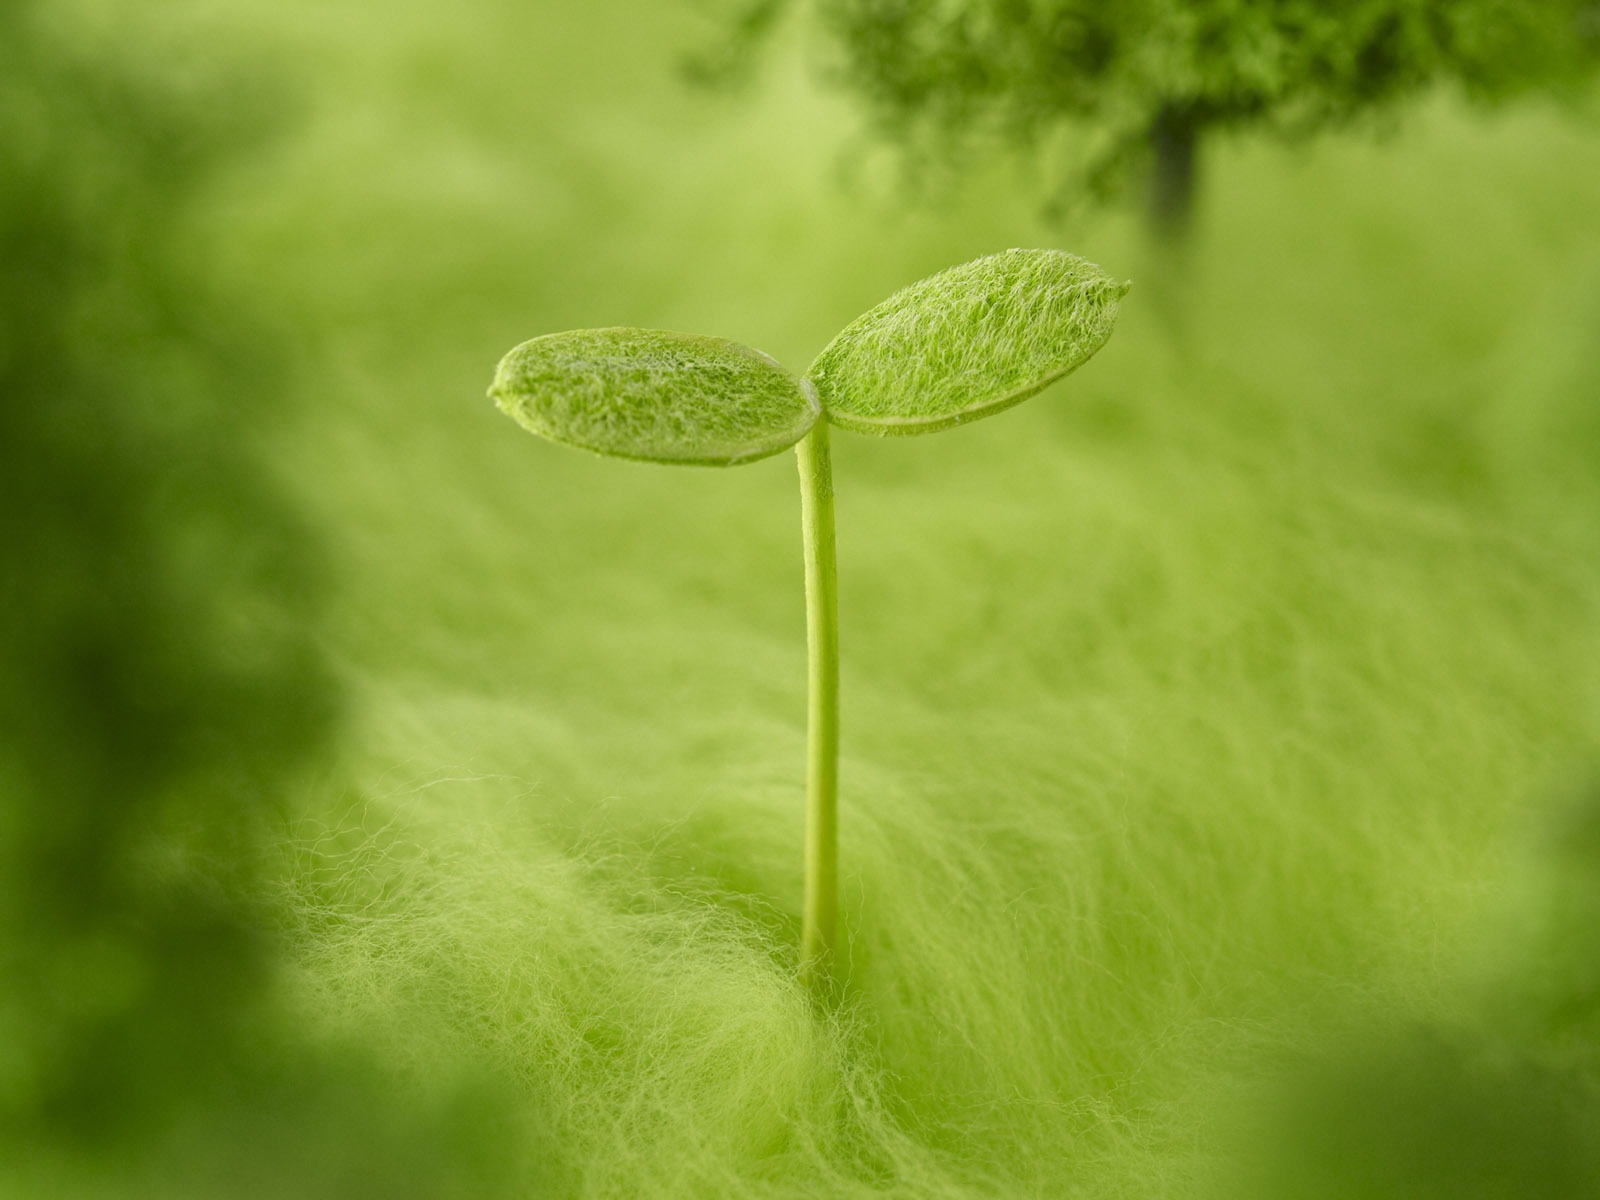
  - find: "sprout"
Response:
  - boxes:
[489,249,1128,997]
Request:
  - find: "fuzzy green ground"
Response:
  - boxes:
[53,2,1600,1195]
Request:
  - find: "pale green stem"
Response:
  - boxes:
[795,420,839,998]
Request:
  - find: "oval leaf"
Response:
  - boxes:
[806,249,1128,436]
[490,328,819,466]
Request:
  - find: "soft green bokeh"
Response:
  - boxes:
[4,0,1599,1196]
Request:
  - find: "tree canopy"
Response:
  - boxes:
[702,0,1600,237]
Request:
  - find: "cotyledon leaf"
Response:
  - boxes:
[490,327,819,466]
[806,249,1129,436]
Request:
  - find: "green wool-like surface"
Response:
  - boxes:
[808,250,1128,434]
[264,85,1600,1188]
[492,328,817,466]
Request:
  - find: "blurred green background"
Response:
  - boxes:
[3,1,1599,1195]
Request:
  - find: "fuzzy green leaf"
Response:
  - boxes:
[806,249,1129,436]
[490,328,819,466]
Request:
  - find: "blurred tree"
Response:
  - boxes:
[0,0,331,1160]
[696,0,1600,245]
[0,10,552,1192]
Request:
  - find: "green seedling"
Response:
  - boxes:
[489,249,1127,997]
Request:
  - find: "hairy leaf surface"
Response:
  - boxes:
[807,249,1128,435]
[491,328,818,466]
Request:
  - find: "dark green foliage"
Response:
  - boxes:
[0,0,327,1148]
[707,0,1600,233]
[0,11,564,1193]
[0,15,562,1190]
[1235,784,1600,1200]
[1502,780,1600,1075]
[1244,1031,1600,1199]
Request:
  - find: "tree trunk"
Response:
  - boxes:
[1148,104,1200,250]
